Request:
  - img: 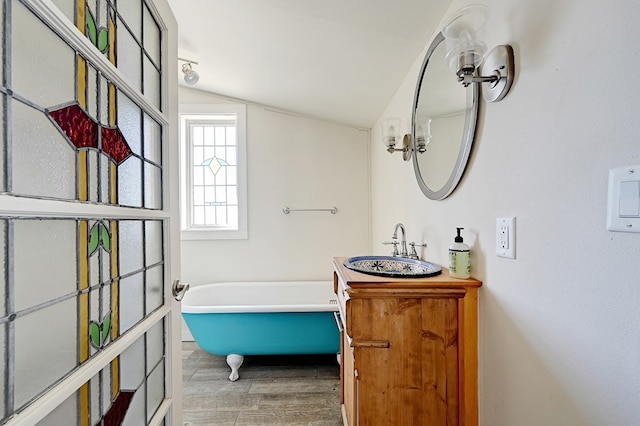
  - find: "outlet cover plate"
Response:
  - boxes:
[496,217,516,259]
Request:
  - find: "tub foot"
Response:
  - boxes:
[226,354,244,381]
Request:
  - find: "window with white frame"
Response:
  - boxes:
[180,104,247,239]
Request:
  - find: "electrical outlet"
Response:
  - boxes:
[496,217,516,259]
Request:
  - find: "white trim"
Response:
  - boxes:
[0,195,169,219]
[179,104,248,240]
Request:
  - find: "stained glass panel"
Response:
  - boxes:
[13,220,76,311]
[145,220,163,265]
[11,100,76,199]
[14,298,77,409]
[119,273,144,333]
[145,265,163,314]
[145,162,162,209]
[118,0,142,41]
[0,323,5,418]
[34,387,78,425]
[143,55,160,109]
[144,113,162,165]
[12,0,76,107]
[118,157,143,207]
[0,94,4,193]
[116,21,142,92]
[1,0,169,422]
[143,4,161,66]
[119,220,144,275]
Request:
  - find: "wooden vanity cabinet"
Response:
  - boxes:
[333,258,482,426]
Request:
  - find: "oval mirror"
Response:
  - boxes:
[412,32,479,200]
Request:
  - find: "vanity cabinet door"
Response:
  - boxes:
[351,297,460,425]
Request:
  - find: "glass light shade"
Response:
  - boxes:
[382,117,402,147]
[442,4,489,74]
[182,63,199,85]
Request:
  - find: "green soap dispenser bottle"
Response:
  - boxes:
[448,227,470,279]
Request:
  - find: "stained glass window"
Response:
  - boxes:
[180,106,248,240]
[1,0,171,424]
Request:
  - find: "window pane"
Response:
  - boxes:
[116,22,142,92]
[143,4,160,66]
[11,100,76,200]
[14,220,77,311]
[12,1,75,107]
[120,272,144,333]
[14,298,77,409]
[144,162,162,209]
[119,220,144,275]
[143,55,160,109]
[118,157,143,207]
[145,265,163,314]
[118,0,142,41]
[143,113,162,165]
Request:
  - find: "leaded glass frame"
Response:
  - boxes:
[0,0,177,424]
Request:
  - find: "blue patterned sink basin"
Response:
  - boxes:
[343,256,442,278]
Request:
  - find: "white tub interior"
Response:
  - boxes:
[181,281,338,313]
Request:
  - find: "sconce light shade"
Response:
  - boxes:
[382,117,402,148]
[442,4,515,102]
[182,62,200,85]
[382,117,412,161]
[443,4,489,75]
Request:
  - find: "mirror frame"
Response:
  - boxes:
[411,32,479,200]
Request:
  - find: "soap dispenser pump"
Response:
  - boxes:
[448,227,470,279]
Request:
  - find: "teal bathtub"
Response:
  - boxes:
[181,281,340,380]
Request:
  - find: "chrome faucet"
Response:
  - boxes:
[393,223,408,258]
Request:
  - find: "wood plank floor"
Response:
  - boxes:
[182,342,342,426]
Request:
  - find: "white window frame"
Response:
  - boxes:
[180,104,248,240]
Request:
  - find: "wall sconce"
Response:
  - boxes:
[382,117,412,161]
[179,57,200,85]
[442,4,514,102]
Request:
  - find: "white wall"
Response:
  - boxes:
[179,87,370,285]
[372,1,640,425]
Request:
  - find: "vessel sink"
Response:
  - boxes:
[343,256,442,278]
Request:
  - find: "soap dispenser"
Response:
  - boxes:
[448,227,470,279]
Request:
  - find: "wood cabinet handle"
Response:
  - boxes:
[351,340,390,348]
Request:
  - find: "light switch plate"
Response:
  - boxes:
[496,217,516,259]
[607,166,640,233]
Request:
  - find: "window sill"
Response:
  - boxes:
[180,228,248,241]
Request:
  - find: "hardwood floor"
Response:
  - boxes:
[182,342,342,426]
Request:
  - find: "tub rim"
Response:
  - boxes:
[181,280,339,314]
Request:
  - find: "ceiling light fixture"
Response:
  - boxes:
[179,57,200,85]
[442,4,515,102]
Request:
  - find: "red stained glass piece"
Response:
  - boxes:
[102,127,132,164]
[103,390,135,426]
[48,103,98,149]
[49,103,133,165]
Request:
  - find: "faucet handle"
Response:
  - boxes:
[382,241,399,257]
[408,242,426,260]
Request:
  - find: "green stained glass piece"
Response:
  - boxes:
[90,321,101,348]
[102,312,111,344]
[97,28,109,53]
[86,9,97,44]
[89,223,100,255]
[100,223,111,251]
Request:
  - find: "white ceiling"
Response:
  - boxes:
[167,0,451,128]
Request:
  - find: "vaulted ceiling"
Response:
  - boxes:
[167,0,450,128]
